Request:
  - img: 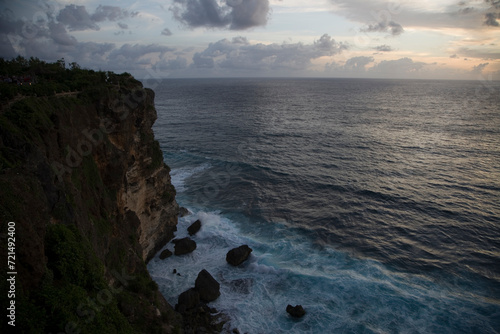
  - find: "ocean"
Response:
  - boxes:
[145,78,500,333]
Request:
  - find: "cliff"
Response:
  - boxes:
[0,59,182,333]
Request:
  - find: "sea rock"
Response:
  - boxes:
[159,248,172,260]
[195,269,220,302]
[286,304,306,318]
[174,237,197,255]
[179,207,190,217]
[226,245,253,266]
[176,288,200,313]
[188,219,202,236]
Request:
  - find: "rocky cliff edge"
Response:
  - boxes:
[0,63,181,333]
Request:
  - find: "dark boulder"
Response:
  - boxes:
[176,288,200,313]
[195,269,220,302]
[226,245,253,266]
[179,207,190,217]
[159,248,172,260]
[286,304,306,318]
[187,219,202,236]
[174,237,197,255]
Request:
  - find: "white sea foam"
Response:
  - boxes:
[170,163,211,192]
[148,207,498,333]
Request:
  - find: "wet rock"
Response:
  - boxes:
[195,269,220,302]
[188,219,202,236]
[286,304,306,318]
[179,207,190,217]
[174,237,197,255]
[159,248,172,260]
[176,288,200,313]
[226,245,253,266]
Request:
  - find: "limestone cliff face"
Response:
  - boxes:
[0,70,181,333]
[113,87,179,262]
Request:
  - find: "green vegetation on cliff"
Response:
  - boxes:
[0,57,180,334]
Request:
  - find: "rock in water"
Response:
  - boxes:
[286,304,306,318]
[226,245,253,266]
[195,269,220,302]
[179,207,190,217]
[187,219,202,236]
[174,237,197,255]
[176,288,200,313]
[159,248,172,260]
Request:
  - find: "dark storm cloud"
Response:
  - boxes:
[0,3,180,73]
[57,5,99,31]
[229,0,269,30]
[484,12,499,26]
[55,4,136,32]
[191,34,347,71]
[49,22,77,46]
[171,0,270,30]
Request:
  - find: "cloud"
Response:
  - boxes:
[190,34,347,72]
[160,56,188,70]
[362,20,404,36]
[161,28,173,36]
[330,0,500,31]
[374,44,393,52]
[55,4,136,32]
[108,44,175,62]
[484,12,499,26]
[369,57,427,77]
[344,56,374,71]
[171,0,270,30]
[49,22,77,46]
[456,46,500,59]
[229,0,270,30]
[0,4,179,73]
[91,5,135,22]
[472,62,489,73]
[57,5,99,31]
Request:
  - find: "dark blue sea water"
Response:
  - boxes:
[146,78,500,333]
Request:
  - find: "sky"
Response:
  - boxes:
[1,0,499,80]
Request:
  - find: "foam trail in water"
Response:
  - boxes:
[170,163,211,192]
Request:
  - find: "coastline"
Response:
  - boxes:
[0,59,193,333]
